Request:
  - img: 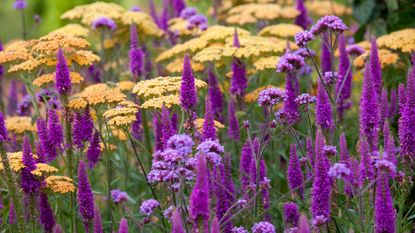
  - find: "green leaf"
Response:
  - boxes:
[353,0,376,24]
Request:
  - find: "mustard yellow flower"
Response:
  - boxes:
[61,1,125,25]
[377,29,415,53]
[353,49,399,69]
[194,118,225,132]
[245,85,276,103]
[120,11,164,37]
[45,176,76,194]
[166,58,205,73]
[49,24,90,38]
[253,56,280,71]
[33,72,84,87]
[258,24,303,39]
[306,1,352,16]
[31,163,58,176]
[5,116,37,134]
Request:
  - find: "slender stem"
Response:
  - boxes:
[141,109,152,153]
[335,63,353,103]
[20,10,27,40]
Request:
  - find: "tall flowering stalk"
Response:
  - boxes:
[189,155,210,232]
[399,60,415,158]
[129,24,144,81]
[39,193,56,233]
[228,98,240,141]
[294,0,311,29]
[180,54,197,112]
[208,68,223,120]
[202,98,216,140]
[336,34,352,119]
[374,170,396,233]
[287,144,303,198]
[77,160,94,232]
[55,48,72,96]
[316,79,333,130]
[370,38,383,95]
[0,112,24,232]
[230,30,247,101]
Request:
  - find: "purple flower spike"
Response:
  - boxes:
[118,218,128,233]
[129,24,144,79]
[240,140,257,192]
[310,15,348,35]
[346,44,365,57]
[8,80,18,115]
[208,68,224,119]
[316,80,333,129]
[388,89,397,119]
[228,99,240,141]
[379,88,389,128]
[359,61,379,151]
[283,202,299,228]
[189,155,210,232]
[77,160,94,227]
[283,74,300,124]
[21,136,39,194]
[311,130,331,225]
[39,193,56,233]
[92,17,117,30]
[87,131,101,168]
[0,112,8,142]
[202,98,216,141]
[94,206,103,233]
[172,209,184,233]
[287,144,303,197]
[336,34,352,119]
[374,172,396,233]
[55,48,72,96]
[320,33,332,73]
[180,54,197,111]
[295,0,311,29]
[53,225,63,233]
[172,0,186,17]
[161,105,173,147]
[358,137,374,186]
[276,52,305,73]
[298,214,311,233]
[399,63,415,158]
[211,217,220,233]
[370,38,383,95]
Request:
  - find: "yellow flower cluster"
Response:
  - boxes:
[2,33,99,73]
[120,11,164,37]
[156,26,250,62]
[166,58,205,73]
[49,24,90,38]
[103,101,139,127]
[5,116,37,134]
[132,76,207,109]
[61,1,125,25]
[225,4,299,25]
[62,2,163,38]
[194,118,225,132]
[258,24,303,39]
[353,49,399,69]
[45,176,76,194]
[253,56,280,71]
[31,163,59,176]
[377,29,415,53]
[194,36,287,63]
[116,81,136,92]
[0,40,31,65]
[306,1,352,16]
[33,72,84,87]
[68,83,127,109]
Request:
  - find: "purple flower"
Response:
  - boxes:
[360,61,379,150]
[294,31,314,47]
[388,89,397,119]
[336,34,352,119]
[55,48,72,96]
[9,204,15,224]
[153,114,163,151]
[211,217,220,233]
[379,88,389,128]
[276,52,305,73]
[171,209,184,233]
[111,189,128,204]
[295,93,316,109]
[189,155,210,231]
[283,202,299,228]
[166,134,194,156]
[311,130,331,223]
[161,106,173,148]
[140,199,160,215]
[321,33,332,73]
[399,62,415,158]
[316,80,333,129]
[118,218,128,233]
[208,68,224,119]
[252,221,275,233]
[39,193,56,233]
[283,74,300,124]
[374,172,396,233]
[129,24,144,79]
[86,131,101,169]
[232,226,249,233]
[298,214,311,233]
[0,112,8,142]
[73,108,94,149]
[328,163,351,180]
[346,44,365,57]
[228,99,240,141]
[196,139,223,166]
[257,88,287,107]
[8,80,18,115]
[323,71,337,85]
[92,17,117,30]
[172,0,186,17]
[77,160,94,226]
[21,136,39,194]
[180,7,197,19]
[180,54,197,111]
[53,225,63,233]
[130,5,141,11]
[216,154,235,232]
[376,159,396,175]
[295,0,312,29]
[13,0,27,10]
[187,14,208,30]
[287,144,303,197]
[323,145,337,156]
[310,15,348,35]
[370,38,383,95]
[202,99,216,140]
[94,206,103,233]
[131,109,143,140]
[240,140,257,192]
[358,137,374,186]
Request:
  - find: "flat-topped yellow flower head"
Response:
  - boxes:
[5,116,37,134]
[353,49,399,69]
[49,24,90,38]
[45,176,76,194]
[61,1,125,25]
[33,72,84,87]
[225,4,299,25]
[258,24,303,39]
[306,1,352,16]
[377,29,415,53]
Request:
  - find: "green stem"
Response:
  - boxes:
[0,144,25,233]
[20,10,27,40]
[141,109,152,153]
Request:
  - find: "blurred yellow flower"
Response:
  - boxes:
[245,85,276,103]
[353,49,399,69]
[166,58,205,73]
[5,116,37,134]
[253,56,280,71]
[120,11,164,37]
[258,24,303,39]
[225,4,299,25]
[33,72,84,87]
[31,163,58,176]
[68,84,127,109]
[141,95,181,109]
[377,29,415,53]
[194,118,225,132]
[61,1,125,25]
[306,1,352,16]
[49,24,90,38]
[45,176,76,194]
